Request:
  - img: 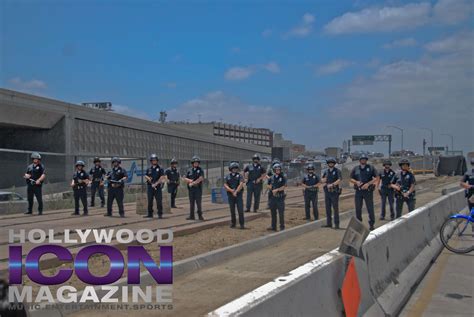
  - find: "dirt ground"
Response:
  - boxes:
[23,176,457,296]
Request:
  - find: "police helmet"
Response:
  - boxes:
[326,157,336,164]
[272,163,282,171]
[252,153,260,160]
[170,158,178,164]
[149,154,158,161]
[398,158,410,167]
[229,161,240,171]
[359,154,369,160]
[191,156,201,163]
[93,157,101,163]
[272,158,281,165]
[470,157,474,165]
[75,160,85,167]
[306,164,315,171]
[383,159,392,166]
[111,157,121,164]
[31,152,41,160]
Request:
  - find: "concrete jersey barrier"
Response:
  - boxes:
[210,189,466,317]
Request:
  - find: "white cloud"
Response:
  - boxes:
[425,30,474,53]
[433,0,473,25]
[328,32,473,152]
[224,62,280,80]
[324,0,473,35]
[383,37,417,49]
[283,13,315,39]
[317,60,353,75]
[8,77,47,90]
[224,66,255,81]
[113,104,151,120]
[262,29,273,37]
[167,91,282,126]
[324,3,430,34]
[263,62,281,74]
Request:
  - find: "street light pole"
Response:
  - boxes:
[420,127,434,148]
[441,133,454,152]
[387,125,404,152]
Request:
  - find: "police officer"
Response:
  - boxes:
[166,158,180,208]
[266,158,281,208]
[71,160,89,216]
[302,164,321,221]
[184,156,205,221]
[378,159,395,220]
[322,157,342,229]
[89,157,106,208]
[460,158,474,210]
[267,163,287,231]
[244,153,266,213]
[23,152,46,215]
[144,154,166,219]
[105,157,128,217]
[224,162,245,229]
[391,159,416,218]
[350,154,379,230]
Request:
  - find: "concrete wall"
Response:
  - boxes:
[209,189,466,317]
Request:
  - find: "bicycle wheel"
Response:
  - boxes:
[440,217,474,254]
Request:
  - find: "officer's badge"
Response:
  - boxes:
[366,168,370,172]
[333,171,336,175]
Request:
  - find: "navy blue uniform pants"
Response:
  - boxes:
[304,190,318,220]
[324,191,340,226]
[27,185,43,214]
[228,192,244,227]
[188,187,203,218]
[379,189,395,219]
[246,182,262,211]
[90,181,105,206]
[168,184,178,207]
[395,197,415,218]
[269,196,285,230]
[73,187,88,214]
[355,190,375,226]
[147,185,163,216]
[107,187,125,216]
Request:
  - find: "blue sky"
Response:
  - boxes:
[1,0,473,155]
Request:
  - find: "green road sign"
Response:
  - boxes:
[352,135,375,145]
[428,146,446,152]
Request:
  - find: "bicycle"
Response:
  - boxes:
[439,205,474,254]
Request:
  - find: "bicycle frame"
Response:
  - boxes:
[449,207,474,236]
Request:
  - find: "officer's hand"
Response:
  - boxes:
[35,180,41,185]
[357,181,363,187]
[403,192,409,198]
[361,183,369,190]
[24,174,31,179]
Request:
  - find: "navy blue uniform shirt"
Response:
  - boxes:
[186,167,204,188]
[225,172,243,190]
[244,163,266,182]
[146,165,165,186]
[26,163,46,186]
[89,166,106,182]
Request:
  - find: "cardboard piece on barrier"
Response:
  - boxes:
[339,217,369,260]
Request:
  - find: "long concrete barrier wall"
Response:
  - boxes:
[210,189,466,317]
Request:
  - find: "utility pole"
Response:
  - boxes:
[387,125,403,153]
[422,138,426,175]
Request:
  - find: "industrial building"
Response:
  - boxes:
[166,122,273,147]
[0,88,270,189]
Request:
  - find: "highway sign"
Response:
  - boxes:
[428,146,446,152]
[352,135,375,145]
